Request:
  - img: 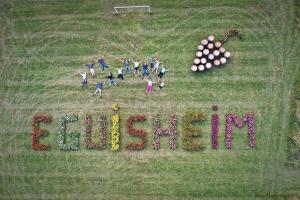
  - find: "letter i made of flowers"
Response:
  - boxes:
[212,105,219,149]
[111,104,120,151]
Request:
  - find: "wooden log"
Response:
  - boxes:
[219,47,226,53]
[213,50,220,57]
[205,62,212,69]
[197,45,204,51]
[200,58,207,64]
[194,58,201,65]
[201,39,208,46]
[215,41,222,48]
[220,57,227,64]
[196,51,203,58]
[214,60,221,66]
[208,54,214,60]
[203,49,209,55]
[191,65,198,72]
[224,51,231,58]
[198,65,205,71]
[207,43,214,49]
[208,35,215,42]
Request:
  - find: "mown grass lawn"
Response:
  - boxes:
[0,0,299,199]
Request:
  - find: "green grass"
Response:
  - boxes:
[0,0,300,199]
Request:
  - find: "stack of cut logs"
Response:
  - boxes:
[191,35,231,72]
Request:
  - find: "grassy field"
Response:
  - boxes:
[0,0,300,199]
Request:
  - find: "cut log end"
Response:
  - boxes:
[208,35,215,42]
[207,43,214,49]
[191,65,198,72]
[220,57,227,64]
[196,51,203,58]
[214,60,221,66]
[197,45,204,51]
[206,63,212,69]
[203,49,209,55]
[219,47,226,53]
[215,41,222,48]
[201,39,208,46]
[224,51,231,58]
[194,58,201,65]
[198,65,205,71]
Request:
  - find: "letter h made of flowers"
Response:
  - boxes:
[153,114,178,150]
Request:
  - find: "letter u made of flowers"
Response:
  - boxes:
[225,112,255,149]
[111,104,120,151]
[153,114,178,150]
[58,114,80,150]
[183,112,206,151]
[32,114,52,150]
[85,114,107,150]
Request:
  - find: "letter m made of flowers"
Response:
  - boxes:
[58,114,80,151]
[225,113,255,149]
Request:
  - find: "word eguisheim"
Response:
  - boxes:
[32,104,255,151]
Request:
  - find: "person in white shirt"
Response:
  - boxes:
[156,81,165,92]
[152,58,162,74]
[117,67,124,81]
[130,58,141,75]
[79,71,87,87]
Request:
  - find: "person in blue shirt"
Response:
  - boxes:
[106,71,118,87]
[94,81,104,97]
[120,58,131,74]
[97,55,108,73]
[141,61,149,80]
[85,62,96,78]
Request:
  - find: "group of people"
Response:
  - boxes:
[79,55,169,97]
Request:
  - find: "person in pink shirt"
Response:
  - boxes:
[145,78,156,94]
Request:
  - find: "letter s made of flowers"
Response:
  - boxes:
[126,115,147,150]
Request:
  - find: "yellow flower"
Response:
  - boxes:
[111,113,120,151]
[112,103,120,111]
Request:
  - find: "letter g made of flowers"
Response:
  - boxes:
[58,114,80,151]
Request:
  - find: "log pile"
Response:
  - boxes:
[191,29,242,72]
[191,35,230,72]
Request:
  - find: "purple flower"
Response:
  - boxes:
[153,114,177,150]
[225,113,255,149]
[225,114,232,149]
[212,114,219,149]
